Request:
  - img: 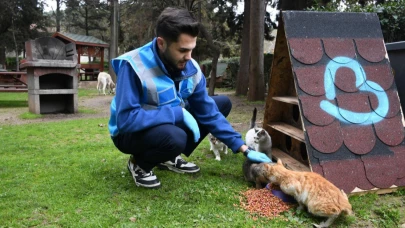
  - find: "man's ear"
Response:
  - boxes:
[157,37,166,51]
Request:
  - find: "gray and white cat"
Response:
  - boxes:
[245,108,272,159]
[243,107,273,188]
[208,133,228,161]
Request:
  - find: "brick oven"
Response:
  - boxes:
[20,37,80,114]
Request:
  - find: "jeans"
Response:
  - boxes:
[111,95,232,171]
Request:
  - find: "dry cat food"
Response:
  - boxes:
[239,185,294,218]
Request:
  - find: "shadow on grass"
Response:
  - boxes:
[0,100,28,108]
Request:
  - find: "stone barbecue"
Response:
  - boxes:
[20,37,79,114]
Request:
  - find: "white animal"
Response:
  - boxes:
[208,133,228,161]
[245,108,272,159]
[97,72,116,95]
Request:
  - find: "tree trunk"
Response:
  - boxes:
[85,6,89,36]
[12,32,19,71]
[208,52,219,96]
[0,46,6,69]
[235,0,250,96]
[11,15,19,71]
[198,23,220,96]
[248,0,265,101]
[56,0,61,32]
[109,0,119,82]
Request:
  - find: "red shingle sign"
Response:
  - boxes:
[281,11,405,193]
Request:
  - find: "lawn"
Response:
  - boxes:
[0,90,404,227]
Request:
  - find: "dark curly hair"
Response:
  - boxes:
[156,7,199,44]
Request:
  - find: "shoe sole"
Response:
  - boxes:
[157,164,200,174]
[127,166,161,189]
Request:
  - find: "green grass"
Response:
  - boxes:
[0,89,95,109]
[78,108,98,114]
[78,88,98,98]
[19,112,42,119]
[0,90,404,227]
[0,92,28,108]
[0,89,98,120]
[0,118,289,227]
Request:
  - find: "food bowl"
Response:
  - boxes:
[265,183,297,203]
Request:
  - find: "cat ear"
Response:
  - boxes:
[277,159,283,165]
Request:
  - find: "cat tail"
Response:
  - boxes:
[250,108,257,129]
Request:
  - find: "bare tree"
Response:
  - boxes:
[248,0,265,101]
[109,0,119,82]
[54,0,66,32]
[199,24,220,96]
[235,0,250,96]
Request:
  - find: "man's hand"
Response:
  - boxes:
[245,149,272,163]
[182,108,200,142]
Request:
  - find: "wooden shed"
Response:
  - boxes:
[53,32,109,81]
[264,11,405,195]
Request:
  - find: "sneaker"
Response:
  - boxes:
[157,155,200,174]
[127,157,161,188]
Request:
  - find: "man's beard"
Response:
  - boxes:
[161,50,184,72]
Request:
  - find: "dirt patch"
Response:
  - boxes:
[0,91,265,131]
[0,95,113,126]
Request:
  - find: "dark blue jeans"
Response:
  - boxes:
[111,95,232,172]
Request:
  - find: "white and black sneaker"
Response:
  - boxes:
[157,155,200,174]
[127,157,161,188]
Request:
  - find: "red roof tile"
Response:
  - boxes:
[306,120,343,153]
[369,89,401,118]
[395,177,405,186]
[374,114,404,146]
[390,145,405,179]
[310,163,324,176]
[295,66,326,96]
[320,159,374,193]
[309,142,357,161]
[355,38,386,63]
[281,11,405,192]
[363,64,394,91]
[362,155,398,188]
[336,93,371,124]
[342,124,375,155]
[299,95,335,126]
[323,38,356,62]
[289,38,323,64]
[334,67,359,92]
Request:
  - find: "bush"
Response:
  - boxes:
[5,57,23,70]
[307,0,405,43]
[103,61,109,71]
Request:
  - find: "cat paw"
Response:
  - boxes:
[215,157,221,161]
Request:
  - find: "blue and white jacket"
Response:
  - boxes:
[108,38,244,153]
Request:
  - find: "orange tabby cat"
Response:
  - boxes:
[263,159,353,228]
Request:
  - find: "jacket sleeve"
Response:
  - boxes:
[186,76,245,153]
[114,62,183,133]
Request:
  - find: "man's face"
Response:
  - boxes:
[158,34,197,71]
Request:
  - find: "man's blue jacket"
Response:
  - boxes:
[108,38,244,153]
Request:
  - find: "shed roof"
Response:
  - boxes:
[282,11,405,193]
[52,32,109,48]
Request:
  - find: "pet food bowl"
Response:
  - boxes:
[265,183,297,203]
